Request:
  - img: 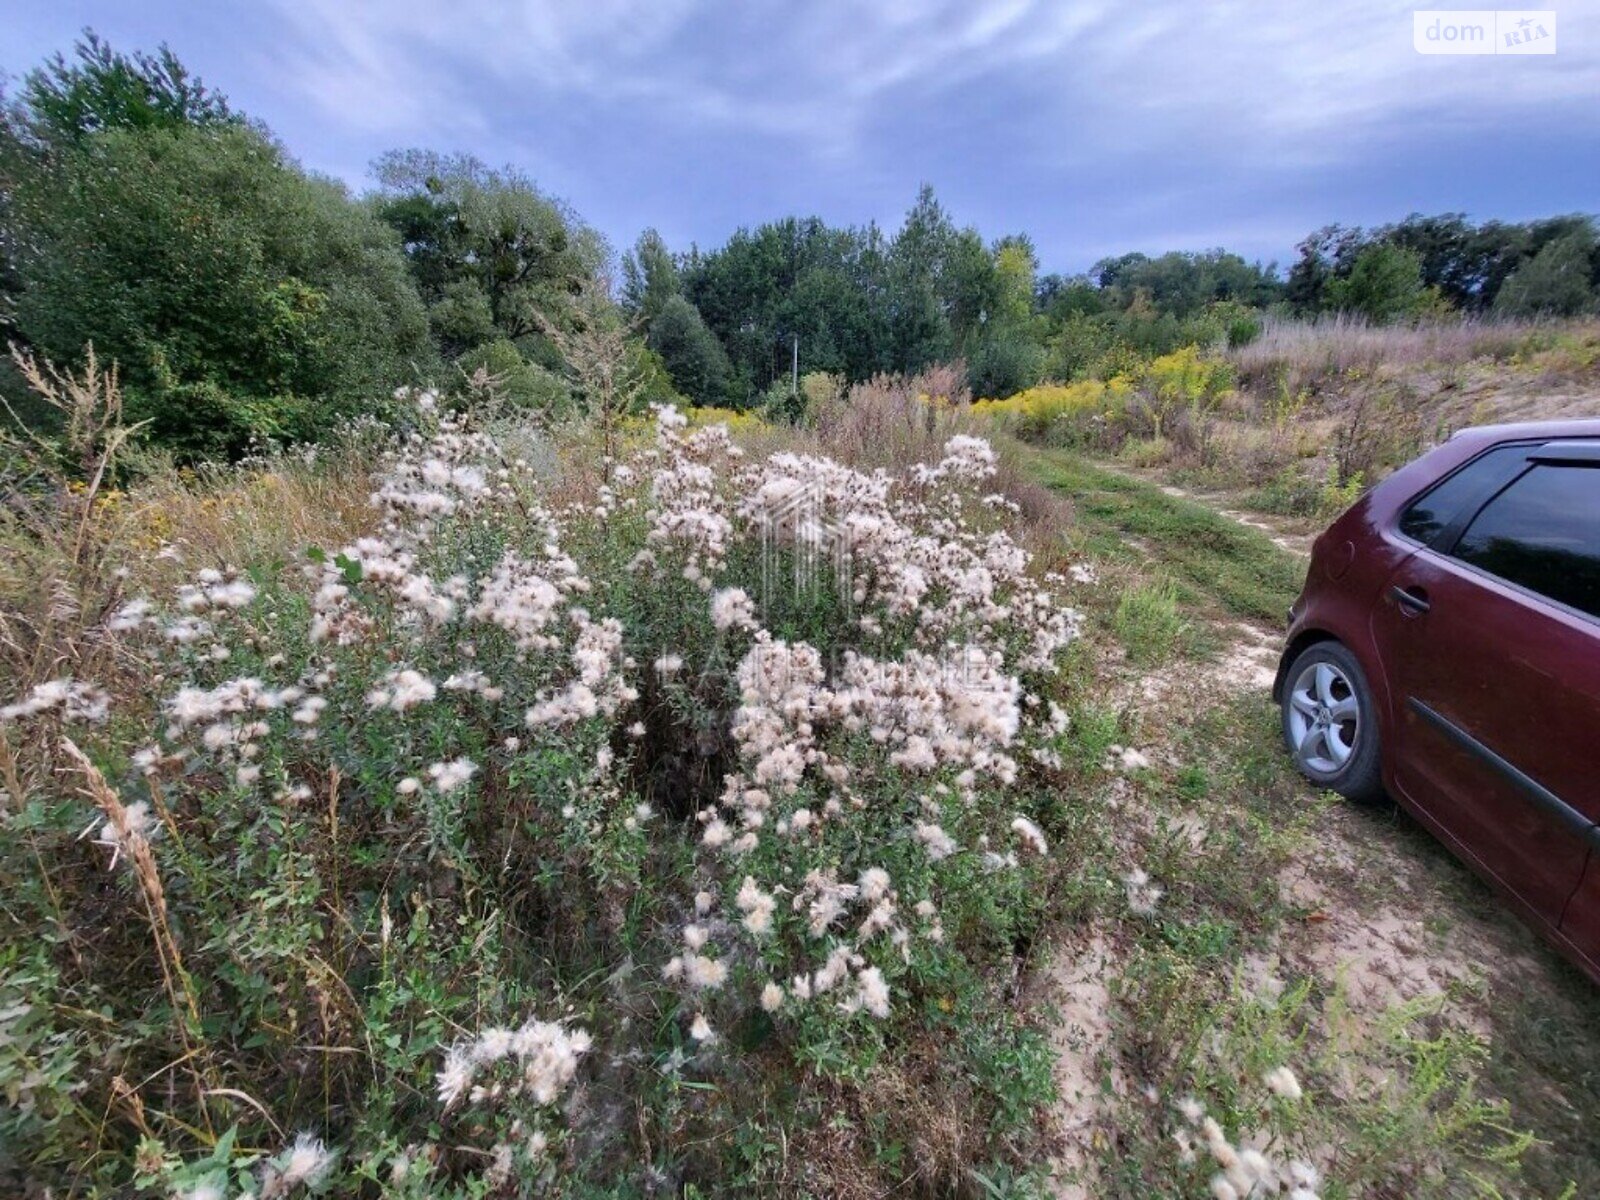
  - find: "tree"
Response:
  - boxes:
[9,123,433,456]
[1292,213,1600,314]
[1379,213,1477,307]
[681,215,892,395]
[0,86,27,346]
[1035,273,1106,320]
[885,186,957,370]
[1465,220,1534,311]
[620,228,680,322]
[967,335,1042,399]
[18,29,237,147]
[371,150,606,358]
[1286,227,1352,315]
[966,239,1043,397]
[538,276,655,478]
[647,296,733,405]
[1324,245,1428,323]
[1493,230,1598,317]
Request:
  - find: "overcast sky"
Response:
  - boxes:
[5,1,1596,274]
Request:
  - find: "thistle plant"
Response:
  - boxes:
[1,390,1084,1195]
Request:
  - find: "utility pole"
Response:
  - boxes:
[791,334,799,395]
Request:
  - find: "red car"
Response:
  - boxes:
[1276,419,1600,983]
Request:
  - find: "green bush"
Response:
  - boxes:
[9,124,434,457]
[966,332,1044,399]
[1324,245,1432,324]
[453,339,573,414]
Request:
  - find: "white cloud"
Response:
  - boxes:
[265,0,1596,162]
[251,0,1597,262]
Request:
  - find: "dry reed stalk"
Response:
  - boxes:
[59,736,218,1134]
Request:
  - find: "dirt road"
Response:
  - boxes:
[1031,450,1600,1198]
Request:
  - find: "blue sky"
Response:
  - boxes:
[5,1,1596,274]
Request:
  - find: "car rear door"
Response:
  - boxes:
[1370,443,1600,932]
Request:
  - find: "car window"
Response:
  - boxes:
[1451,465,1600,619]
[1398,443,1534,546]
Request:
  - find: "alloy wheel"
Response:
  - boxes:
[1287,660,1361,775]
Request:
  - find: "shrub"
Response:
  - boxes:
[973,347,1235,456]
[971,378,1134,447]
[452,339,574,415]
[0,392,1083,1195]
[9,124,434,457]
[754,375,803,423]
[1332,380,1426,487]
[966,332,1044,400]
[1222,303,1264,348]
[1324,245,1432,324]
[1138,345,1232,421]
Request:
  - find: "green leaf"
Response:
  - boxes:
[333,552,362,584]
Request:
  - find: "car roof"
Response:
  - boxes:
[1451,417,1600,446]
[1368,415,1600,520]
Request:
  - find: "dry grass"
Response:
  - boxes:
[0,348,144,699]
[0,356,384,838]
[1088,316,1600,517]
[1228,314,1600,395]
[807,365,1075,558]
[127,447,381,580]
[810,363,971,469]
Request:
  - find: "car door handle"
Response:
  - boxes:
[1391,585,1431,615]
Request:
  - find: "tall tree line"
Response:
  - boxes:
[2,34,1596,457]
[622,188,1063,403]
[0,34,612,457]
[1285,213,1600,319]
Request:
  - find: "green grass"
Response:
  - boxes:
[1028,448,1304,624]
[1082,689,1544,1198]
[1111,578,1188,666]
[1487,973,1600,1198]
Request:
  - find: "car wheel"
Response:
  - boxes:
[1281,641,1383,803]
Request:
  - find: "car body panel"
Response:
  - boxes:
[1278,418,1600,984]
[1371,548,1596,925]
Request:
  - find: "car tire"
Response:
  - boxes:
[1280,640,1384,803]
